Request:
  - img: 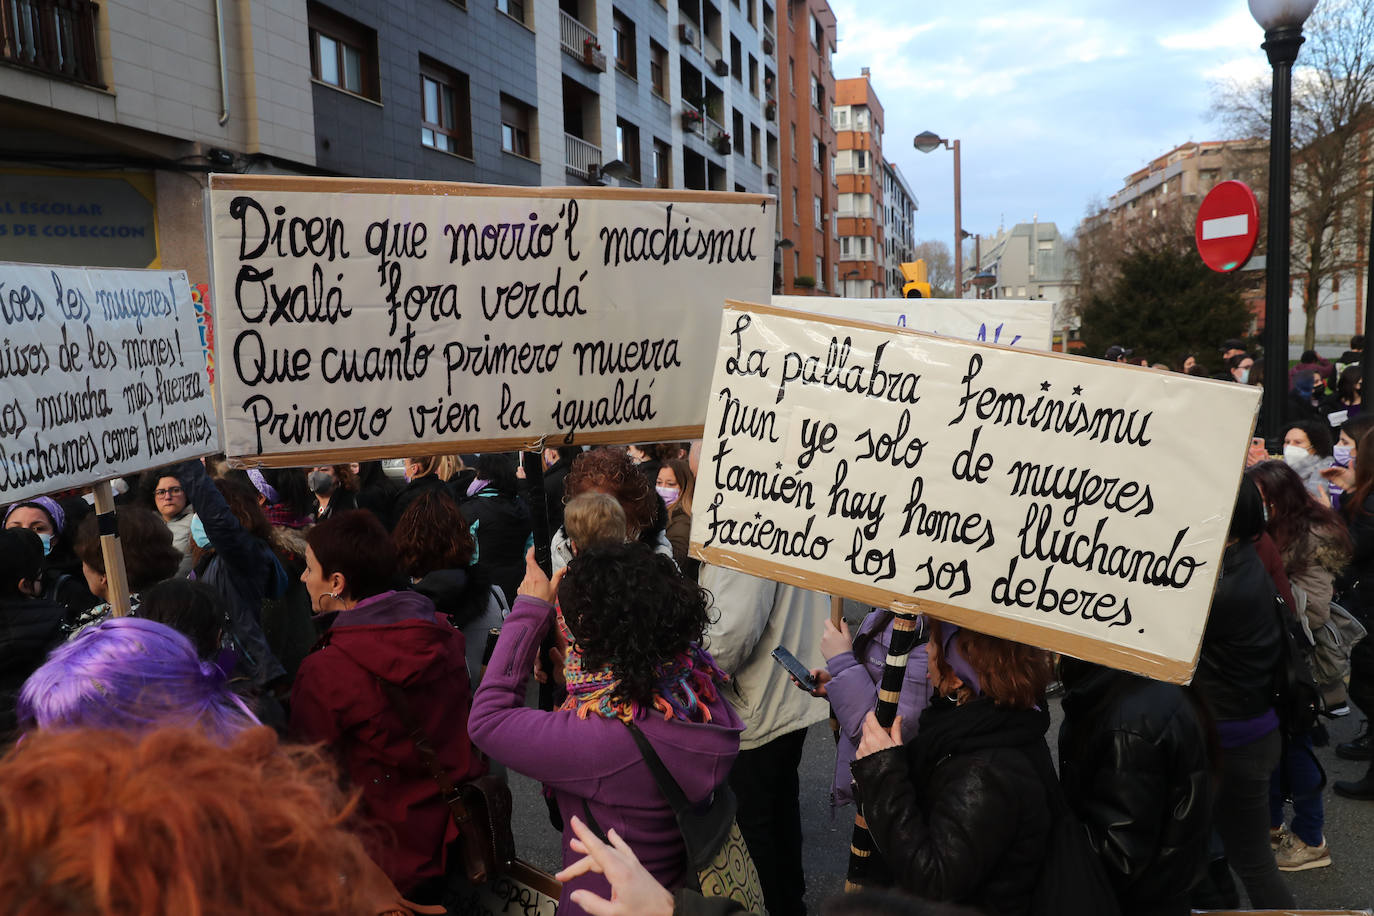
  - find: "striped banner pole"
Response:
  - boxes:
[844,610,923,892]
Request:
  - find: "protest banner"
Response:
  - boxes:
[690,302,1261,683]
[0,263,219,500]
[205,175,774,466]
[773,294,1055,351]
[0,262,218,615]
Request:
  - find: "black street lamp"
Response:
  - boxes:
[1250,0,1317,439]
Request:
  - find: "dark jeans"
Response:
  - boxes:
[1348,624,1374,719]
[1216,729,1295,908]
[1269,733,1325,847]
[730,727,808,916]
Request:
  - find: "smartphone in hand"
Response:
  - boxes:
[772,645,816,692]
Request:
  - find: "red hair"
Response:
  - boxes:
[0,727,382,915]
[565,447,657,537]
[928,620,1053,709]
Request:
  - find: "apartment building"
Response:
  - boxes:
[832,67,881,297]
[881,159,916,297]
[1,0,773,283]
[774,0,837,295]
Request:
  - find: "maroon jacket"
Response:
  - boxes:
[290,589,483,891]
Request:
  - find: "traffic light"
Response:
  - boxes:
[900,259,932,298]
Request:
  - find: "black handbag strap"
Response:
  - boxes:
[377,677,470,815]
[623,720,693,815]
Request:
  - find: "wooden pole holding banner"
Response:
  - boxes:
[844,610,923,892]
[91,481,133,618]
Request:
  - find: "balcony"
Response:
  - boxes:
[762,24,776,56]
[0,0,102,86]
[560,9,604,70]
[565,132,601,180]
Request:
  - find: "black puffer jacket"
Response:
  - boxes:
[0,596,66,740]
[1338,492,1374,621]
[852,697,1053,915]
[1193,540,1282,722]
[1058,659,1213,916]
[459,488,531,605]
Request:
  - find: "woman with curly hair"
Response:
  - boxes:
[469,541,744,916]
[393,489,498,680]
[0,727,440,916]
[850,621,1056,913]
[553,447,673,572]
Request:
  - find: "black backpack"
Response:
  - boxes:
[1019,742,1123,916]
[1271,594,1323,737]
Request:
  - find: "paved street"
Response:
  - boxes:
[506,696,1374,912]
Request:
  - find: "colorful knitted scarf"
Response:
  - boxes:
[557,611,729,724]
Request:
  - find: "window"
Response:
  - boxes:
[792,188,799,224]
[653,139,671,188]
[730,35,742,81]
[309,3,378,99]
[838,193,872,217]
[816,256,824,285]
[788,56,795,94]
[749,55,759,97]
[615,118,642,181]
[790,122,796,160]
[813,75,824,111]
[832,106,850,130]
[812,135,820,169]
[750,125,761,165]
[496,0,527,25]
[650,40,668,99]
[853,106,870,131]
[0,0,103,85]
[419,59,472,157]
[813,195,821,223]
[501,94,535,158]
[613,10,636,76]
[748,0,757,28]
[812,13,823,48]
[732,109,745,154]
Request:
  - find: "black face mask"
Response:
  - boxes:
[308,471,337,496]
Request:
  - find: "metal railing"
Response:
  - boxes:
[704,112,727,140]
[559,9,596,57]
[564,132,601,178]
[762,24,776,53]
[0,0,101,85]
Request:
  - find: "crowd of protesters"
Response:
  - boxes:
[1,393,1372,916]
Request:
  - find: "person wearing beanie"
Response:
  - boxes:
[0,528,67,742]
[3,496,97,623]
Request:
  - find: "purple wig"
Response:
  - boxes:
[17,617,259,742]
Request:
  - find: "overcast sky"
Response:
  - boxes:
[828,0,1276,247]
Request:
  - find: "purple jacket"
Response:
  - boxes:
[469,596,743,916]
[825,610,933,807]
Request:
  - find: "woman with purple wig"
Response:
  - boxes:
[17,616,260,742]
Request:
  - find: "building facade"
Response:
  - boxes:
[773,0,837,295]
[881,160,915,297]
[969,219,1076,305]
[832,67,882,298]
[1,0,774,285]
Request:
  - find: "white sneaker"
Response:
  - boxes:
[1276,833,1332,871]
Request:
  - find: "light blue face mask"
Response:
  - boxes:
[190,514,211,549]
[37,533,54,557]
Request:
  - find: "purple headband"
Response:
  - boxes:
[4,496,65,535]
[246,469,280,505]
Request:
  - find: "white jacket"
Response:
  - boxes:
[700,565,831,751]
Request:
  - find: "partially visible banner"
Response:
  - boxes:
[773,295,1055,351]
[0,263,218,502]
[691,302,1261,684]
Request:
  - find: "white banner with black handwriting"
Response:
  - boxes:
[690,302,1260,683]
[207,176,773,465]
[0,262,217,503]
[773,295,1055,351]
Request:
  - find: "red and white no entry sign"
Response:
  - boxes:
[1195,180,1260,273]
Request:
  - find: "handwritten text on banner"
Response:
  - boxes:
[206,176,773,463]
[0,262,218,502]
[772,295,1055,352]
[690,302,1261,683]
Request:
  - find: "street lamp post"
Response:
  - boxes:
[914,131,962,297]
[1250,0,1317,439]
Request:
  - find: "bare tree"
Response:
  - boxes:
[909,240,954,296]
[1212,0,1374,350]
